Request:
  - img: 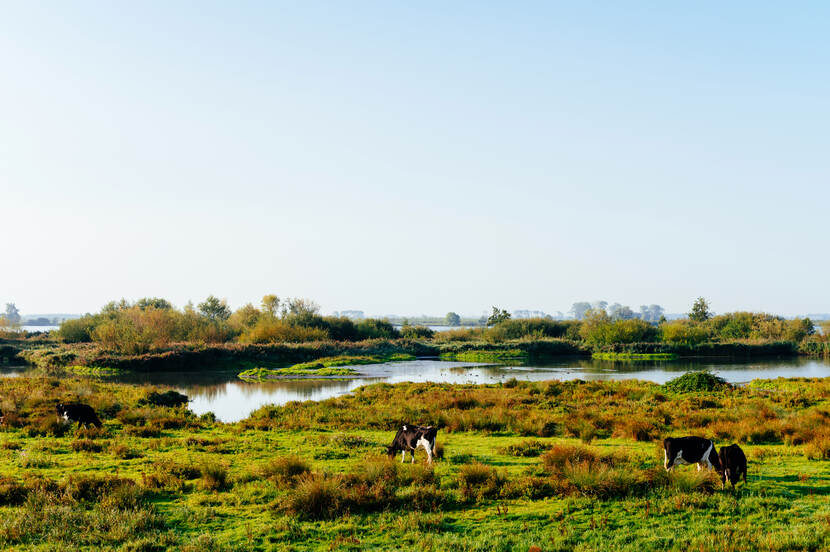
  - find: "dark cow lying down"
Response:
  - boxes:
[719,443,747,488]
[387,424,438,464]
[664,436,721,472]
[56,403,102,428]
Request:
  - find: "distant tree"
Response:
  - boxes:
[135,297,173,310]
[689,297,712,322]
[592,300,608,313]
[101,299,130,314]
[607,303,634,321]
[198,295,231,322]
[261,294,280,318]
[445,312,461,326]
[569,302,592,320]
[4,303,21,325]
[230,303,261,329]
[282,298,320,318]
[486,306,511,326]
[640,304,665,323]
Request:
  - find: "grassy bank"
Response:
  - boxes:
[238,353,416,379]
[592,352,678,361]
[13,336,808,375]
[1,376,830,549]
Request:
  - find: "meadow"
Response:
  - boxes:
[1,374,830,550]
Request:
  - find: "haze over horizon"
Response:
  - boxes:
[3,2,829,317]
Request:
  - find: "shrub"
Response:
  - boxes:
[401,325,435,339]
[665,371,730,393]
[239,319,329,343]
[27,417,69,438]
[110,442,142,459]
[257,455,311,483]
[661,321,710,345]
[0,477,28,505]
[124,426,162,438]
[805,433,830,460]
[615,418,658,442]
[57,316,97,343]
[541,445,600,471]
[281,473,343,520]
[500,440,551,457]
[200,461,230,491]
[139,391,189,408]
[71,439,104,453]
[457,463,505,501]
[63,474,137,502]
[487,318,576,340]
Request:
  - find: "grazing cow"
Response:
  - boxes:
[718,444,747,488]
[663,436,721,472]
[387,424,438,464]
[56,403,102,428]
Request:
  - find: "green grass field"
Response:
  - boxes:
[1,376,830,550]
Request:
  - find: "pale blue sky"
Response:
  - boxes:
[2,2,828,316]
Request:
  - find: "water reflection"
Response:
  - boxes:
[0,365,26,378]
[8,357,828,423]
[96,356,830,422]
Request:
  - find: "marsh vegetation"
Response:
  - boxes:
[2,374,830,549]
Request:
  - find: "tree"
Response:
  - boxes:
[592,300,608,313]
[230,303,261,329]
[445,312,461,326]
[198,295,231,322]
[608,303,634,320]
[569,302,592,320]
[135,297,173,310]
[486,306,511,326]
[4,303,21,325]
[689,297,712,322]
[640,304,665,323]
[261,295,280,318]
[282,298,320,318]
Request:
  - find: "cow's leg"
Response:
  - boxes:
[401,450,406,463]
[411,447,415,464]
[416,437,433,465]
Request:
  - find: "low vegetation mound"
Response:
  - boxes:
[139,390,189,407]
[238,354,416,379]
[664,371,730,393]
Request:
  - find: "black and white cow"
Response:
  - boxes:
[387,424,438,464]
[663,436,721,472]
[56,403,102,428]
[718,443,747,488]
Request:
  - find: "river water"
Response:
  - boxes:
[57,356,830,422]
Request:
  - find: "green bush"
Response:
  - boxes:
[664,371,730,393]
[139,390,189,408]
[57,316,98,343]
[488,318,576,340]
[401,325,435,339]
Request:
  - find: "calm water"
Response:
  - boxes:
[92,356,830,423]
